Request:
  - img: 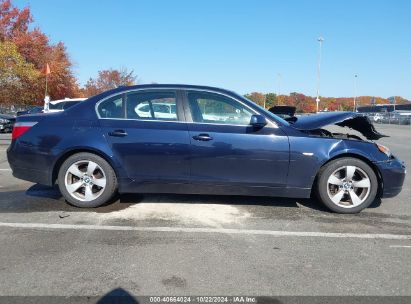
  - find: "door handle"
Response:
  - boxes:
[108,130,128,137]
[192,133,213,141]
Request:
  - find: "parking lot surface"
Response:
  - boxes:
[0,125,410,296]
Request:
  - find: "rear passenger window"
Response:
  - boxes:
[126,91,177,121]
[97,95,125,118]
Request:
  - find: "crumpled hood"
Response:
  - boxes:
[290,112,387,140]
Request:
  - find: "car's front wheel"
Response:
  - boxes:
[316,157,378,213]
[58,152,118,208]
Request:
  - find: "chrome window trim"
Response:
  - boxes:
[94,87,278,128]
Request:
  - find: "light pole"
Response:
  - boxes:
[277,73,282,105]
[277,73,282,96]
[316,36,324,112]
[353,74,358,112]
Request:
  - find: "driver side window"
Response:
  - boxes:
[187,91,253,125]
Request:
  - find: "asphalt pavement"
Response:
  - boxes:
[0,125,410,298]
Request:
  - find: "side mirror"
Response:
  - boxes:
[250,114,267,128]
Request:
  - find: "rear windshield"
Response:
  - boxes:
[49,102,65,110]
[49,101,80,110]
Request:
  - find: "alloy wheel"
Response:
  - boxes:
[326,165,371,208]
[64,160,107,202]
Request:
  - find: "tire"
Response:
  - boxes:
[316,157,378,214]
[57,152,118,208]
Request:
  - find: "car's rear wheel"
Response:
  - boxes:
[58,152,118,208]
[316,157,378,213]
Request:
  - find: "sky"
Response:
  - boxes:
[14,0,411,99]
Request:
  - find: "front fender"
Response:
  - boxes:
[287,136,385,191]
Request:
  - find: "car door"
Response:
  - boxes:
[97,89,191,191]
[183,90,289,194]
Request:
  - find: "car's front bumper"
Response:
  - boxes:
[375,157,406,198]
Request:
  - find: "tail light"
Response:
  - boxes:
[12,122,37,140]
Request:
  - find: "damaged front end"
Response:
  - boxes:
[289,112,387,141]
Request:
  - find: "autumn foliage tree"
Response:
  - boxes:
[265,93,278,109]
[0,0,79,105]
[0,0,31,41]
[0,41,39,104]
[83,68,137,97]
[244,92,266,107]
[243,92,411,113]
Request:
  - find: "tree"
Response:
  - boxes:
[244,92,266,107]
[84,68,138,97]
[0,0,31,41]
[0,0,80,103]
[265,93,277,109]
[276,95,288,106]
[0,41,40,105]
[324,98,340,111]
[289,92,316,113]
[45,42,81,100]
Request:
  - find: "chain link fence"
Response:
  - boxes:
[361,112,411,126]
[296,111,411,126]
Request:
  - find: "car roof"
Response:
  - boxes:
[89,84,239,98]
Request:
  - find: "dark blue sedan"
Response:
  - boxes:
[7,85,406,213]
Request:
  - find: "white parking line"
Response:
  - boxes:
[389,245,411,248]
[0,168,11,171]
[0,222,410,240]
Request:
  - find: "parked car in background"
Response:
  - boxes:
[16,106,44,116]
[48,98,86,113]
[0,114,15,133]
[7,84,406,214]
[372,113,383,122]
[398,112,411,125]
[135,101,177,120]
[16,99,86,116]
